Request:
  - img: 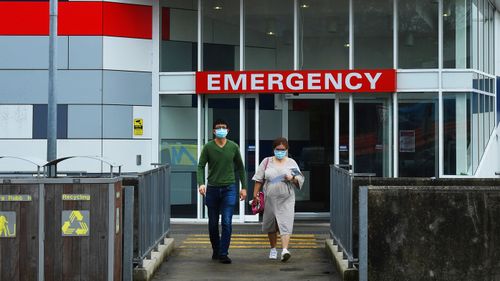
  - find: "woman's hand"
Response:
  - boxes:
[253,194,260,202]
[284,173,293,181]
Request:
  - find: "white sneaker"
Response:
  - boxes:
[281,249,291,262]
[269,248,278,260]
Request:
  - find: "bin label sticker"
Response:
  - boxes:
[62,194,90,201]
[0,212,16,238]
[0,195,32,202]
[61,210,90,237]
[133,118,143,136]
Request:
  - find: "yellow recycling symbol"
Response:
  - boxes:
[61,210,89,236]
[0,215,15,237]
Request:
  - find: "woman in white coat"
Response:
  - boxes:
[252,137,304,262]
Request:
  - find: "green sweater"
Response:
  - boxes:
[197,140,247,189]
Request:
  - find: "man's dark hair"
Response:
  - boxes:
[213,119,229,129]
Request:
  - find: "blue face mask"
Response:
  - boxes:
[214,128,228,139]
[274,150,287,160]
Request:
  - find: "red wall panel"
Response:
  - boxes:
[103,2,152,39]
[0,1,152,39]
[59,2,103,36]
[0,2,49,35]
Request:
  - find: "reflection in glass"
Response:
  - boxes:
[399,0,438,68]
[398,93,438,177]
[443,0,469,68]
[299,0,349,69]
[443,93,472,175]
[160,95,199,218]
[203,0,239,70]
[245,0,293,70]
[160,1,198,72]
[354,0,393,69]
[354,95,392,177]
[288,100,334,212]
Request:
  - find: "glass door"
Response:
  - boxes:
[200,95,258,221]
[159,94,199,218]
[353,95,393,177]
[287,98,335,213]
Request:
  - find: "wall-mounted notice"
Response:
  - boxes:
[400,130,415,153]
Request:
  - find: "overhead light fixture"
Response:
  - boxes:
[213,0,223,10]
[300,0,310,8]
[266,20,276,36]
[343,43,350,48]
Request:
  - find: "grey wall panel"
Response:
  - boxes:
[103,71,152,106]
[33,104,68,139]
[58,70,103,104]
[67,105,103,139]
[0,70,48,103]
[103,105,132,138]
[0,70,102,104]
[0,36,68,69]
[69,36,103,70]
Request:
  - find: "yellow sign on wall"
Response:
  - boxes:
[61,210,90,236]
[0,212,16,238]
[134,118,144,136]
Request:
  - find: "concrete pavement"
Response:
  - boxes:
[151,222,342,281]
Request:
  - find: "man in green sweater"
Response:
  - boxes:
[197,119,247,264]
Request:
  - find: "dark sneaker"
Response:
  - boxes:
[212,253,219,260]
[219,255,232,264]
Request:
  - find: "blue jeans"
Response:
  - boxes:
[205,184,237,257]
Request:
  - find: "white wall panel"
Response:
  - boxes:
[103,140,152,172]
[397,72,439,91]
[57,140,103,173]
[103,37,152,72]
[133,106,152,139]
[442,72,473,90]
[0,140,46,172]
[0,105,33,139]
[159,73,195,93]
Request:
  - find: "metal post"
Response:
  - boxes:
[47,0,58,177]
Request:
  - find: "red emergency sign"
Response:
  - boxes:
[196,69,396,94]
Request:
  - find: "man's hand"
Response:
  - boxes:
[198,185,206,196]
[239,189,247,201]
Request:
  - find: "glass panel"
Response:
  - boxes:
[443,93,472,175]
[288,99,334,212]
[339,100,349,166]
[470,0,479,69]
[160,95,199,218]
[489,5,494,75]
[478,0,484,72]
[245,0,293,70]
[398,93,438,177]
[299,0,349,69]
[471,92,480,172]
[443,0,469,68]
[398,0,438,68]
[203,0,239,70]
[354,95,392,177]
[484,95,490,143]
[354,0,393,69]
[160,1,198,72]
[479,94,484,156]
[244,98,258,217]
[490,96,494,134]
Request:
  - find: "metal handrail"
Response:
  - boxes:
[44,156,122,177]
[135,164,171,266]
[0,156,47,177]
